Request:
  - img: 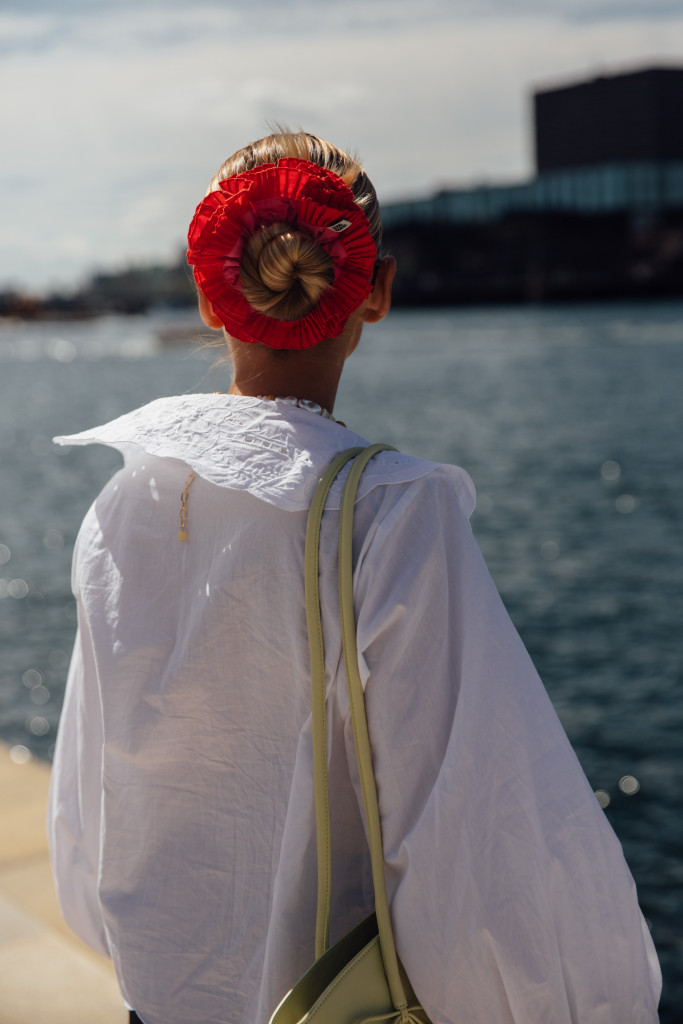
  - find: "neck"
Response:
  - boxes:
[226,326,360,413]
[228,377,340,413]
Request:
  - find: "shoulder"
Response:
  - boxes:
[354,455,477,534]
[348,460,482,616]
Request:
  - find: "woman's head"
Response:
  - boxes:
[208,131,383,255]
[187,130,388,351]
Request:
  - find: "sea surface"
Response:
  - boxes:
[1,301,681,1019]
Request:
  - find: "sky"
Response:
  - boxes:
[1,0,682,294]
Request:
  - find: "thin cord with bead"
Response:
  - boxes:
[177,471,195,541]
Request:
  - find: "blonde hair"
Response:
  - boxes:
[208,130,381,323]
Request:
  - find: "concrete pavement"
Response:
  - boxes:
[0,742,126,1024]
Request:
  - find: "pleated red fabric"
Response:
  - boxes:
[186,159,377,349]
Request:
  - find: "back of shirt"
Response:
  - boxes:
[48,396,661,1024]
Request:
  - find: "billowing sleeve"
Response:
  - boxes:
[47,519,110,958]
[352,468,661,1023]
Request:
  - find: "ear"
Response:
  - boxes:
[197,289,225,330]
[360,256,396,324]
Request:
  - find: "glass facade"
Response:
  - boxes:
[382,162,683,228]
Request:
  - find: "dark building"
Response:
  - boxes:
[384,65,683,230]
[534,67,683,172]
[380,65,683,304]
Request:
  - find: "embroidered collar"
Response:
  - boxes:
[54,394,467,513]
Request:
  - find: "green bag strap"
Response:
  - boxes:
[338,445,409,1015]
[305,443,410,1015]
[305,446,365,958]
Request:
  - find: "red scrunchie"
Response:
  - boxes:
[186,158,378,350]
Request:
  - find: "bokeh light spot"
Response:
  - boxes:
[43,529,65,551]
[619,775,641,796]
[615,493,637,514]
[27,716,50,736]
[29,685,50,706]
[8,578,29,599]
[601,460,621,481]
[22,669,43,688]
[9,745,31,765]
[49,650,68,670]
[48,337,77,362]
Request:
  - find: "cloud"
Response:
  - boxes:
[3,0,682,56]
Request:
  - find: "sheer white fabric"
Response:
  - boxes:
[48,394,660,1024]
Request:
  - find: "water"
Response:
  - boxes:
[1,302,681,1019]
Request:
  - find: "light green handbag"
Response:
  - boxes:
[270,445,429,1024]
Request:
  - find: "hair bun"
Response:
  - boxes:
[240,222,334,321]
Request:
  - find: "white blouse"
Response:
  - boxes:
[48,393,661,1024]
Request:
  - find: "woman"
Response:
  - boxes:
[48,131,661,1024]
